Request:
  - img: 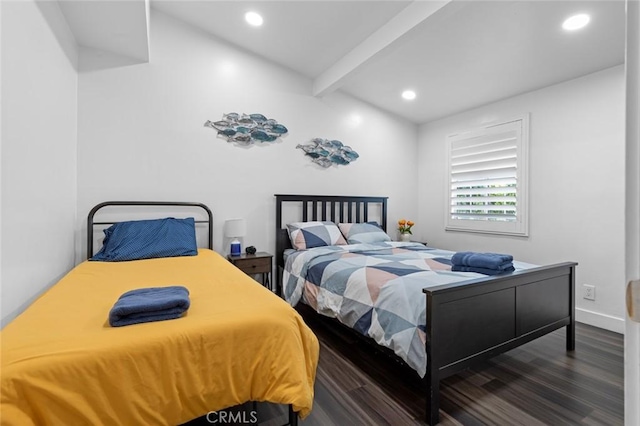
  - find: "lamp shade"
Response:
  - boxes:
[224,218,246,238]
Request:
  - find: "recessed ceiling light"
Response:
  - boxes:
[562,14,590,31]
[245,11,263,27]
[402,90,416,101]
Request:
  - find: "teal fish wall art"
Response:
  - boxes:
[296,138,359,168]
[204,113,288,145]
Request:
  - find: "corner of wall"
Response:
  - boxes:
[1,0,79,327]
[35,0,79,71]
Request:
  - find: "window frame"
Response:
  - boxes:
[445,115,529,237]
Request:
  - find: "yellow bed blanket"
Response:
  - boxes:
[1,249,319,425]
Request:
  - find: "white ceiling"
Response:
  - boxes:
[61,0,626,124]
[59,0,149,62]
[152,0,413,78]
[339,0,626,123]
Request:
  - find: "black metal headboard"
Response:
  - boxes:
[87,201,214,259]
[274,194,388,294]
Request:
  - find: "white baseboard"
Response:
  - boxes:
[576,308,625,334]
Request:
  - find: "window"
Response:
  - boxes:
[446,116,529,236]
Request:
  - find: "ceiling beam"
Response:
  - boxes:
[312,0,452,97]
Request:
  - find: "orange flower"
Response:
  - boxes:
[398,219,415,235]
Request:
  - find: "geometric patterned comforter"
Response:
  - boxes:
[283,242,535,377]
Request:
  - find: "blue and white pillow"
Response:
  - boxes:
[91,217,198,262]
[338,222,391,244]
[287,221,346,250]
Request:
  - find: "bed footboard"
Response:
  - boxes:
[423,262,577,425]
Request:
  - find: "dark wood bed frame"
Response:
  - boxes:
[275,194,577,425]
[88,201,299,426]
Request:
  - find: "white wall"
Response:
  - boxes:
[417,65,626,333]
[1,0,78,327]
[625,0,640,423]
[76,9,418,260]
[0,0,3,329]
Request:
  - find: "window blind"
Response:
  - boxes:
[446,117,528,235]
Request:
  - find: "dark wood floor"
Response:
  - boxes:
[186,314,623,426]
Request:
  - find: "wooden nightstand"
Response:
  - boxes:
[227,252,273,290]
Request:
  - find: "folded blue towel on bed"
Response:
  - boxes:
[451,252,514,270]
[109,286,190,327]
[451,264,515,275]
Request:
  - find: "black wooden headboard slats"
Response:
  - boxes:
[87,201,213,259]
[274,194,388,295]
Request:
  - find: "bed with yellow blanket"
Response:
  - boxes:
[1,203,319,425]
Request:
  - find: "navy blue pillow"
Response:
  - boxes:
[91,217,198,262]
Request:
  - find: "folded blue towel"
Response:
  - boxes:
[452,264,515,275]
[109,286,190,327]
[451,252,514,270]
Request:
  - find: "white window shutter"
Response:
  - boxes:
[446,116,529,236]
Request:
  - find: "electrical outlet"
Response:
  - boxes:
[583,284,596,301]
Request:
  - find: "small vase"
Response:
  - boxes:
[399,233,411,242]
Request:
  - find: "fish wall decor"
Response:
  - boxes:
[204,113,288,145]
[296,138,359,168]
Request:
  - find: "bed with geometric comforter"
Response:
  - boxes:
[283,241,536,377]
[276,194,577,425]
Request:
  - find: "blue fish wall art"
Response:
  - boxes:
[296,138,359,168]
[204,113,288,145]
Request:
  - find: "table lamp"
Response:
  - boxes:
[225,218,246,256]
